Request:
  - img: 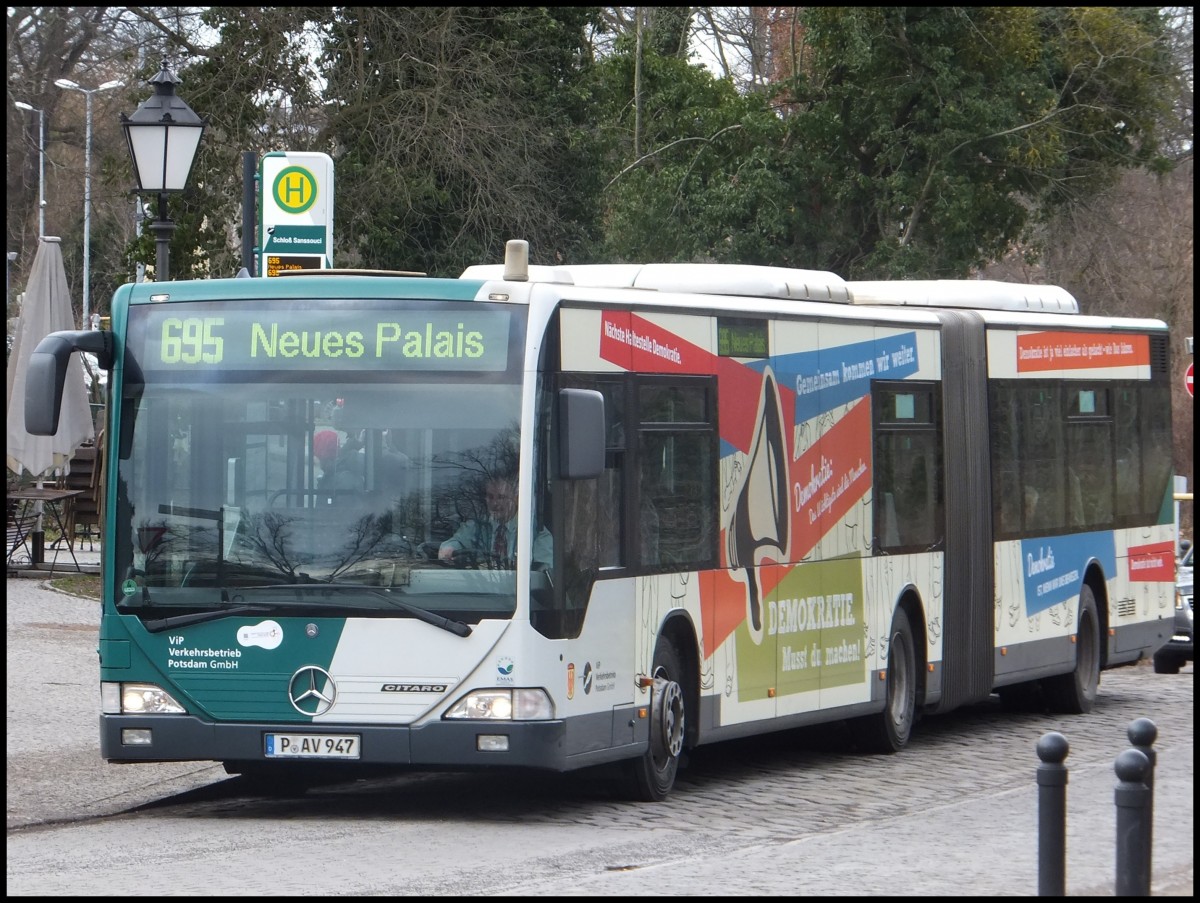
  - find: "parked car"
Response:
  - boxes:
[1154,542,1193,674]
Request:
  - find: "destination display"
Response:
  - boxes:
[717,317,769,358]
[129,304,513,372]
[265,253,324,277]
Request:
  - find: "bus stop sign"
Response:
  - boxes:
[260,151,334,276]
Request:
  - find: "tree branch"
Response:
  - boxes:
[606,123,744,191]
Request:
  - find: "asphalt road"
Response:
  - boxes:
[6,572,1193,896]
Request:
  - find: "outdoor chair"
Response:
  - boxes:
[6,503,38,569]
[55,432,104,552]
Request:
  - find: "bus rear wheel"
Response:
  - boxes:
[1043,584,1100,714]
[850,607,917,754]
[624,638,687,801]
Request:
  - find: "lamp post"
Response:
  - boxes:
[13,102,46,238]
[120,63,205,282]
[53,78,124,329]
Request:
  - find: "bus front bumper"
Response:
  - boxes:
[100,714,570,770]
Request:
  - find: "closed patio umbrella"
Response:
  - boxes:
[6,236,95,560]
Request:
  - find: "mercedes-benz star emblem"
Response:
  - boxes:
[288,666,337,716]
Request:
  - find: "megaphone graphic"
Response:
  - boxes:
[725,369,789,638]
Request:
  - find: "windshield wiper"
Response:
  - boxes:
[118,584,235,614]
[237,583,473,637]
[372,588,473,637]
[140,604,271,634]
[124,585,321,633]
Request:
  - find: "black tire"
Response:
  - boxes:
[850,607,917,753]
[1043,584,1101,714]
[623,638,687,801]
[1153,653,1182,675]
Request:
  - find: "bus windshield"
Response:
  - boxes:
[111,298,533,620]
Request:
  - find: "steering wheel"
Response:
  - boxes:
[438,548,479,568]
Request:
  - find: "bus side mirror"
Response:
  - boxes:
[24,330,113,436]
[559,388,605,480]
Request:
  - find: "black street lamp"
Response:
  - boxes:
[120,62,205,282]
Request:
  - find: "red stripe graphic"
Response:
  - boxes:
[1126,540,1175,582]
[1016,332,1149,373]
[599,311,763,453]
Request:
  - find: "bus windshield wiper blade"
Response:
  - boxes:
[118,586,234,614]
[141,604,271,634]
[239,583,473,637]
[365,588,473,637]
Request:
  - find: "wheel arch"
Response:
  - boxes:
[658,611,701,748]
[1082,561,1110,670]
[895,586,929,708]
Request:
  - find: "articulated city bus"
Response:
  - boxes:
[27,242,1175,800]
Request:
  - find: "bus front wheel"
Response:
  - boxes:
[624,638,687,802]
[850,607,917,754]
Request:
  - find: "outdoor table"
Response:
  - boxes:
[6,487,85,575]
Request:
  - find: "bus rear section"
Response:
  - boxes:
[848,281,1176,714]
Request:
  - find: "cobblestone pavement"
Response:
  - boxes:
[6,573,1192,896]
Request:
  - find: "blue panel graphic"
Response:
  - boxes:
[758,332,921,425]
[1021,531,1117,615]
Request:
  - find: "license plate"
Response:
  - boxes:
[265,733,361,759]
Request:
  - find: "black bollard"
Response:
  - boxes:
[1114,748,1152,896]
[1126,717,1157,861]
[1036,731,1069,896]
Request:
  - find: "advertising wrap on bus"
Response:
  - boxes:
[24,253,1176,801]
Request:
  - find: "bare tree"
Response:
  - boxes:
[7,7,213,318]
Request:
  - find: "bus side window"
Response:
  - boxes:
[560,478,601,607]
[640,492,661,564]
[1068,467,1085,527]
[598,465,622,566]
[597,379,626,568]
[1113,387,1141,518]
[633,378,717,570]
[1021,384,1065,533]
[996,468,1022,536]
[881,492,900,547]
[873,382,942,552]
[555,376,625,629]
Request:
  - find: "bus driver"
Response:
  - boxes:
[439,473,552,568]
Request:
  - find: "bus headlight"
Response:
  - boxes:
[444,688,553,721]
[102,681,186,715]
